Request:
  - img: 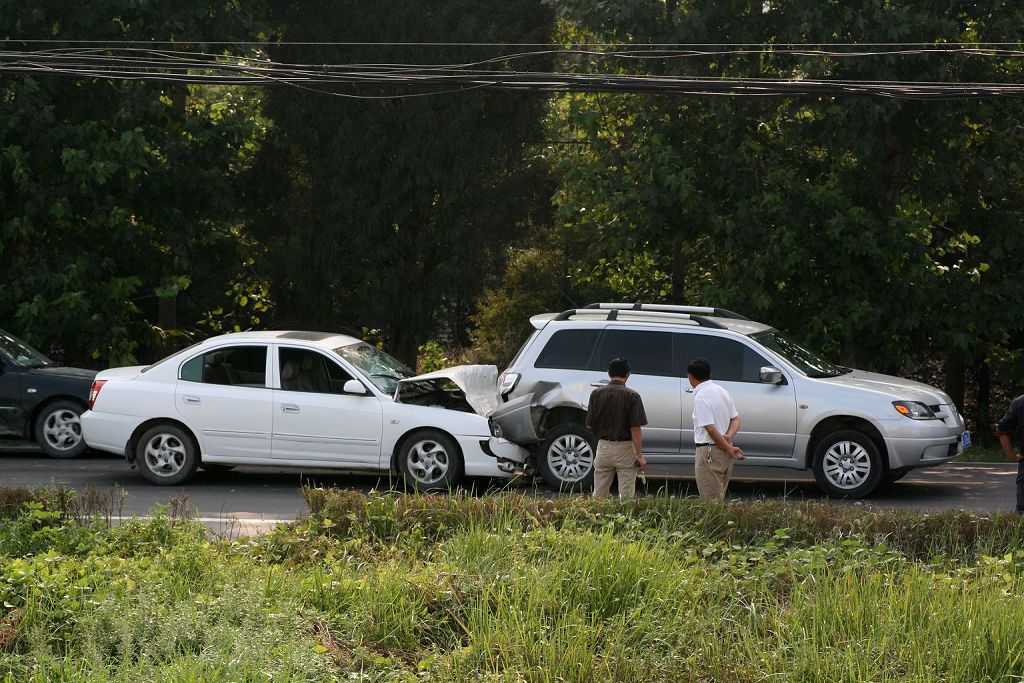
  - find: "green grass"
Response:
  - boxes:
[958,445,1016,463]
[2,488,1024,681]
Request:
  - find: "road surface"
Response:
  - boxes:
[1,443,1019,534]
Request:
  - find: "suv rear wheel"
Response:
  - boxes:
[537,423,596,492]
[812,430,883,498]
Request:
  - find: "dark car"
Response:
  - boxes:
[0,329,97,458]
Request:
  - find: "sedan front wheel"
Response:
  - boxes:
[398,430,463,491]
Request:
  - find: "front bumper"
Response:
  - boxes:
[885,435,963,470]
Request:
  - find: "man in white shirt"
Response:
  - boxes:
[688,358,744,499]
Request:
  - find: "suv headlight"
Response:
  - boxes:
[893,401,938,420]
[498,372,520,398]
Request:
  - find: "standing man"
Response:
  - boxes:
[995,393,1024,513]
[586,358,647,499]
[688,358,744,500]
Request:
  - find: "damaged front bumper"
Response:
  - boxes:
[480,437,534,475]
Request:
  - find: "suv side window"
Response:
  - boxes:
[593,330,674,376]
[279,347,354,394]
[179,346,268,387]
[535,329,600,370]
[681,335,771,383]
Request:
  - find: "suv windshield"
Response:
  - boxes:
[751,330,849,378]
[0,330,52,368]
[335,342,415,393]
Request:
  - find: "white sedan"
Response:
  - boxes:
[82,331,526,487]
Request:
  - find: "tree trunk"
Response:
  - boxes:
[670,238,686,304]
[974,357,992,446]
[944,352,966,412]
[158,276,177,358]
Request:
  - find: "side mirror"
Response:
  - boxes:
[759,366,784,385]
[343,379,368,395]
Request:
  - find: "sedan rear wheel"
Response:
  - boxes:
[35,400,87,459]
[136,424,199,485]
[399,430,463,491]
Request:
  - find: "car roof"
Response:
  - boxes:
[533,313,772,336]
[203,330,364,349]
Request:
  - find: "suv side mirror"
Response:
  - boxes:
[343,379,368,395]
[759,366,784,384]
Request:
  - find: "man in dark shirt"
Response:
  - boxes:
[995,394,1024,513]
[586,357,648,499]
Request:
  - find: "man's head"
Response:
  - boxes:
[687,358,711,388]
[608,357,630,380]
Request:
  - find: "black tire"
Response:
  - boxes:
[35,400,88,459]
[397,430,464,491]
[135,423,200,485]
[199,464,235,473]
[536,422,596,493]
[811,429,884,498]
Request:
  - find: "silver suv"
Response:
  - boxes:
[489,303,969,498]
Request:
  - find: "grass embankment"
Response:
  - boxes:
[2,487,1024,682]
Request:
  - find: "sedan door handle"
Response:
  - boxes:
[182,395,201,404]
[590,380,610,387]
[281,403,300,414]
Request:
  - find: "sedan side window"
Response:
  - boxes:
[681,335,771,383]
[179,346,268,387]
[593,330,674,376]
[280,348,354,394]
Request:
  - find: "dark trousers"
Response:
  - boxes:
[1018,459,1024,513]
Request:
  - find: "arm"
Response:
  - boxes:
[705,424,744,460]
[998,433,1024,462]
[724,415,740,444]
[631,426,646,470]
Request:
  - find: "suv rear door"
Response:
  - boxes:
[678,333,797,460]
[585,328,681,458]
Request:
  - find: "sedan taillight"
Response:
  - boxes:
[87,380,107,410]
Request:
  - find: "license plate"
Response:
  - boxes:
[961,431,972,449]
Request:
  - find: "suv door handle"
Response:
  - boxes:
[281,403,300,413]
[684,388,694,394]
[590,380,610,387]
[182,395,201,404]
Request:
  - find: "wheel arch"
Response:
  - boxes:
[126,418,201,465]
[805,415,888,470]
[538,405,588,438]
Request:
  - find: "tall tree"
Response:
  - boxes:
[0,1,266,365]
[251,0,555,363]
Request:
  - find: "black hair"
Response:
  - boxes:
[687,358,711,381]
[607,357,631,378]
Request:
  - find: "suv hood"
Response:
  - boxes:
[820,370,953,405]
[398,365,500,416]
[27,365,97,382]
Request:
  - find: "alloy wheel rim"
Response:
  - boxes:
[43,409,82,451]
[144,433,187,477]
[407,439,450,485]
[548,434,594,483]
[823,441,872,489]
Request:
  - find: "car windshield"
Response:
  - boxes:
[750,330,849,378]
[335,342,415,394]
[0,330,52,368]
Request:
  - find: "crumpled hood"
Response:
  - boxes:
[819,370,953,405]
[399,365,500,416]
[28,365,97,382]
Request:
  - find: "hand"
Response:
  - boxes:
[636,455,647,471]
[729,446,745,461]
[1014,453,1024,463]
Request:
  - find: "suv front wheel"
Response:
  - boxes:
[537,423,596,492]
[812,430,884,498]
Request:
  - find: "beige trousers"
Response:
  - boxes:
[593,440,639,499]
[694,444,733,500]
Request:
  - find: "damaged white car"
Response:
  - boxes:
[82,331,527,489]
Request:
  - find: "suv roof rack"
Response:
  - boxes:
[552,307,728,329]
[582,303,750,321]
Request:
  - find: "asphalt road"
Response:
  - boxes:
[1,443,1020,533]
